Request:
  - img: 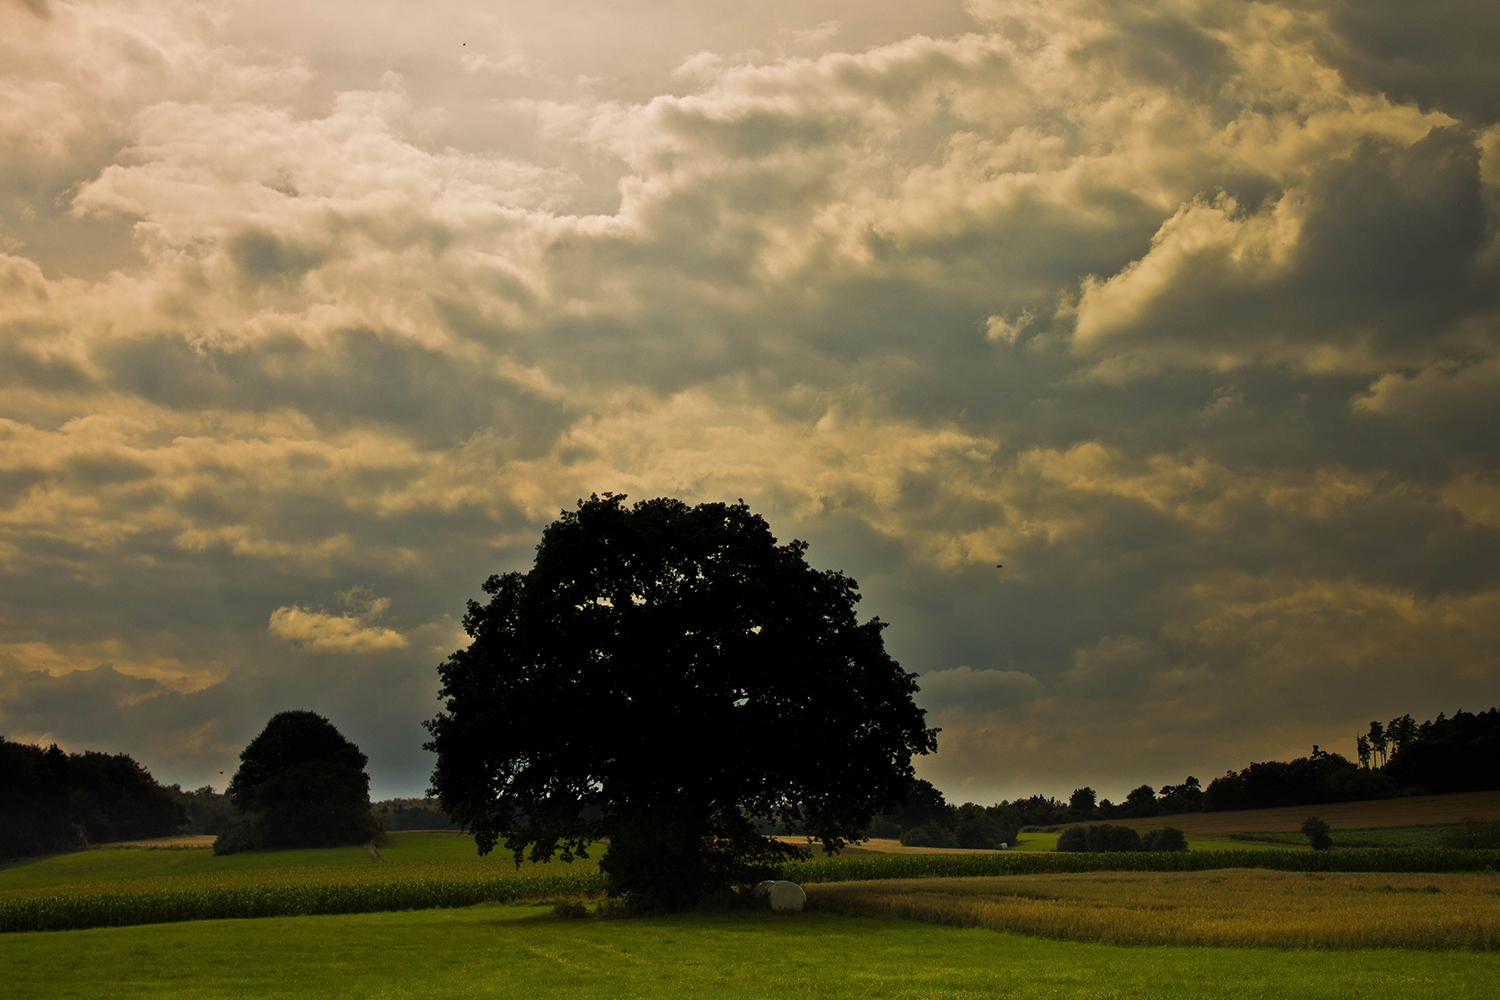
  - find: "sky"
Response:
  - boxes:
[2,0,1497,805]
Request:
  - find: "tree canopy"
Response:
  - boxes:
[0,738,185,857]
[215,710,379,854]
[425,494,938,909]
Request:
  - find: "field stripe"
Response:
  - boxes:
[6,848,1499,934]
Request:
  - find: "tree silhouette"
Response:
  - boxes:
[1386,714,1417,755]
[1302,815,1333,850]
[215,711,379,854]
[1367,721,1388,767]
[425,494,937,910]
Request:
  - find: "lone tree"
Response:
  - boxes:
[1302,815,1333,850]
[425,494,938,910]
[215,710,380,854]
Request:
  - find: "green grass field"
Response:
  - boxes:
[6,903,1498,1000]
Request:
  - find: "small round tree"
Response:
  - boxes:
[216,710,379,854]
[424,494,938,910]
[1302,815,1333,850]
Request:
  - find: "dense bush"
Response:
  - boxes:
[1056,825,1142,852]
[1302,817,1333,850]
[1057,825,1187,852]
[1140,827,1189,852]
[899,825,947,848]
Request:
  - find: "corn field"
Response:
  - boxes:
[0,870,607,933]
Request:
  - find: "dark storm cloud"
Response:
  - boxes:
[1300,0,1500,124]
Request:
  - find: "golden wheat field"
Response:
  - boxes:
[807,869,1500,950]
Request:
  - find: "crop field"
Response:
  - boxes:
[0,832,614,933]
[5,903,1499,1000]
[809,869,1500,950]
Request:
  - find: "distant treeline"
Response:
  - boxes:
[371,798,460,831]
[865,707,1500,841]
[1111,707,1500,818]
[1,736,462,860]
[0,738,186,858]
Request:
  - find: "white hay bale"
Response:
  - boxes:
[765,880,806,913]
[752,880,777,903]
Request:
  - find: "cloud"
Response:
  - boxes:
[917,665,1045,711]
[268,600,408,653]
[1,0,1497,802]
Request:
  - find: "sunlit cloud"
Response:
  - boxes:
[268,599,408,654]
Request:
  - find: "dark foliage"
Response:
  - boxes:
[1203,746,1389,811]
[1120,784,1160,817]
[168,785,238,836]
[954,803,1018,849]
[1009,794,1073,827]
[1140,826,1189,851]
[870,778,954,837]
[898,824,951,848]
[1056,824,1143,852]
[1156,776,1204,814]
[0,738,185,858]
[1057,824,1187,852]
[372,798,459,832]
[1068,787,1097,818]
[214,711,380,854]
[1302,816,1333,850]
[1383,709,1500,794]
[1055,825,1087,852]
[1003,708,1498,830]
[425,494,937,911]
